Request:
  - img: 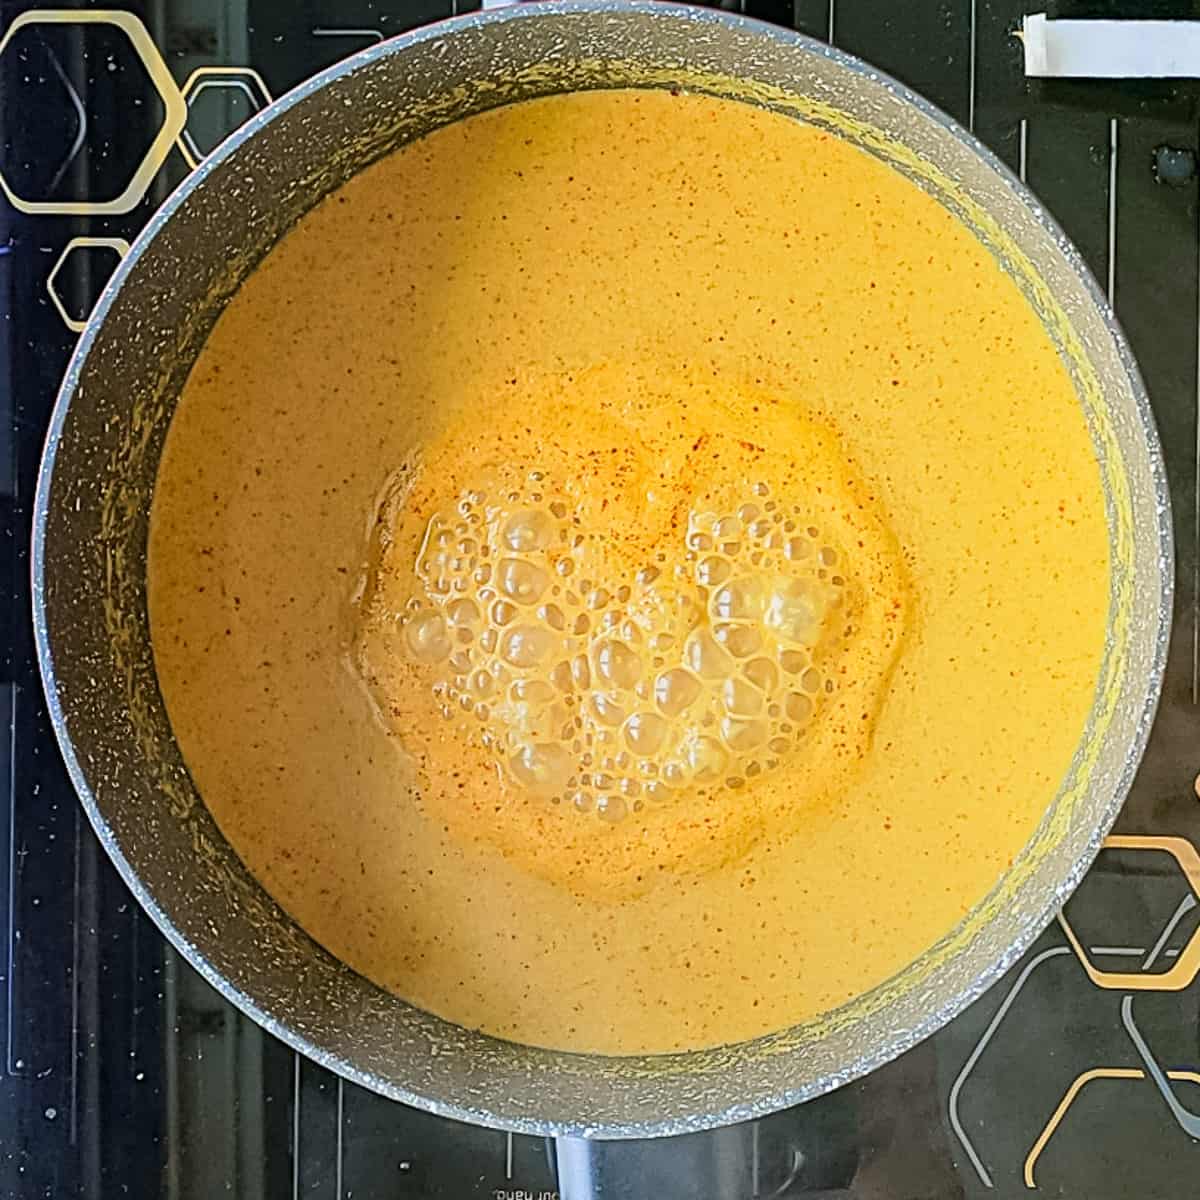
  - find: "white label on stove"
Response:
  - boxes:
[1023,12,1200,78]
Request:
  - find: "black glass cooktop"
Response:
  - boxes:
[4,1,1200,1196]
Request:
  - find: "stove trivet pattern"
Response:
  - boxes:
[949,835,1200,1190]
[176,65,271,168]
[0,9,185,216]
[0,8,268,329]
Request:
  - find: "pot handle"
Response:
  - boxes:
[553,1125,757,1200]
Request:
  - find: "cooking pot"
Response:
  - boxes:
[32,0,1171,1156]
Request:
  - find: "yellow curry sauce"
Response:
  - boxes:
[147,90,1109,1055]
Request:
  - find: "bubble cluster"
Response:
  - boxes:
[396,469,852,823]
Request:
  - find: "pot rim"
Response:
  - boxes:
[31,0,1173,1137]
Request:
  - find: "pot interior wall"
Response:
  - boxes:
[33,3,1168,1136]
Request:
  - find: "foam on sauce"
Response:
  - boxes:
[148,89,1109,1054]
[355,373,910,899]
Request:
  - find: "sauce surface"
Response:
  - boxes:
[148,89,1109,1055]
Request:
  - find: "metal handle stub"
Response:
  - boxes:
[554,1126,757,1200]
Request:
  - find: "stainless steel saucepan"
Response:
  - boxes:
[32,0,1171,1166]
